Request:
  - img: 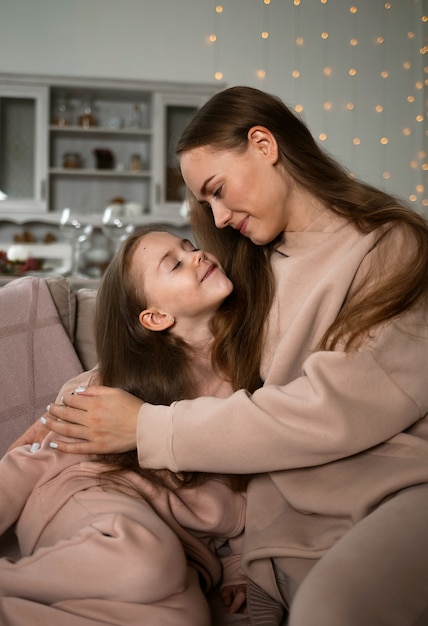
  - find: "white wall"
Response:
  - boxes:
[1,0,427,214]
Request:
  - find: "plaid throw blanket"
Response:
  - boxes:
[0,277,83,457]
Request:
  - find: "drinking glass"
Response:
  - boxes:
[101,204,134,254]
[59,208,93,278]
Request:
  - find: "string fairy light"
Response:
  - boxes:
[202,0,427,210]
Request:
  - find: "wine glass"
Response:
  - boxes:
[101,204,134,255]
[59,208,93,278]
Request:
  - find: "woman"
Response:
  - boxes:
[0,229,262,625]
[37,87,428,625]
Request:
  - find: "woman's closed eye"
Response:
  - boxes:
[212,185,223,199]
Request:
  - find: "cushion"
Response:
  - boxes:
[0,276,83,457]
[74,288,97,371]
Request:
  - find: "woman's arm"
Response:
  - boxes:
[43,306,428,472]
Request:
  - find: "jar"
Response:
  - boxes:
[52,96,71,127]
[63,152,82,169]
[78,99,97,128]
[129,154,142,171]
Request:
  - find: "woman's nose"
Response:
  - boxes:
[211,203,232,229]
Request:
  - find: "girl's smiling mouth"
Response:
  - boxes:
[201,264,217,281]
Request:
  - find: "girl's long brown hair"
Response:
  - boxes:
[94,228,257,490]
[177,86,428,351]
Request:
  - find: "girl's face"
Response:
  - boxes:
[131,231,233,336]
[179,127,294,245]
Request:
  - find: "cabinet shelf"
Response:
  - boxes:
[49,125,151,137]
[49,168,151,178]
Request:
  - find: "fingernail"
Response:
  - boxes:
[49,442,58,449]
[74,386,86,393]
[30,442,40,453]
[46,404,51,412]
[40,416,47,425]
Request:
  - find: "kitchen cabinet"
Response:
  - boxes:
[0,83,48,214]
[0,73,221,228]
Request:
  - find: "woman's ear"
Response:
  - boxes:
[247,126,279,164]
[139,309,175,332]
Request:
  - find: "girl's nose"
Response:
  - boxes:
[192,249,205,265]
[211,203,232,229]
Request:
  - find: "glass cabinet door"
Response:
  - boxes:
[0,84,48,214]
[152,93,210,216]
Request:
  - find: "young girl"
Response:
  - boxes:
[0,229,263,626]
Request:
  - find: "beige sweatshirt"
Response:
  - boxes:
[137,210,428,599]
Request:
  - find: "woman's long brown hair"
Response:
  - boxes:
[94,229,258,490]
[176,86,428,351]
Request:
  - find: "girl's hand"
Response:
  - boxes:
[221,584,248,614]
[7,419,49,452]
[42,386,143,455]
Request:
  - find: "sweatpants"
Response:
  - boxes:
[274,483,428,626]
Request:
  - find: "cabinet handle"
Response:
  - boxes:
[155,183,161,205]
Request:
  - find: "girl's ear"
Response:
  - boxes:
[247,125,279,164]
[139,309,175,332]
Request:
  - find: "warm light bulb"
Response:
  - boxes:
[256,69,266,78]
[407,95,415,103]
[296,37,304,46]
[321,32,329,39]
[381,71,389,78]
[209,34,217,43]
[380,137,389,145]
[350,6,358,13]
[353,138,361,145]
[382,172,391,180]
[403,128,412,136]
[349,68,357,76]
[376,36,384,44]
[346,102,355,110]
[292,70,301,78]
[403,62,411,70]
[319,133,327,141]
[262,31,269,39]
[295,104,304,113]
[214,72,223,80]
[215,5,223,13]
[350,38,358,46]
[323,102,333,111]
[375,104,384,112]
[324,67,332,76]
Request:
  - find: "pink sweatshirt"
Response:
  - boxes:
[0,391,245,625]
[137,210,428,600]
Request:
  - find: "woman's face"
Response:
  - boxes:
[180,127,293,245]
[131,231,233,335]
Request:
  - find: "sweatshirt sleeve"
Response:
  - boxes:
[137,306,428,474]
[0,438,78,535]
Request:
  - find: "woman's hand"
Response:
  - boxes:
[221,584,248,614]
[43,386,143,455]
